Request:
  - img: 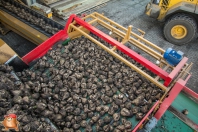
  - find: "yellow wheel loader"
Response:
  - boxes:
[145,0,198,45]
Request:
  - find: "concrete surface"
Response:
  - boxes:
[87,0,198,93]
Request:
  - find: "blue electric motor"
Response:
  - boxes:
[163,48,184,66]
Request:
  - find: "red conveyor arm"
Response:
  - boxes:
[154,74,191,120]
[22,14,188,88]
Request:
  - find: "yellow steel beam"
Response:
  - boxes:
[0,23,10,35]
[83,13,171,67]
[68,18,97,38]
[95,19,171,67]
[93,12,165,53]
[91,17,170,66]
[14,0,26,5]
[69,23,168,92]
[122,25,132,44]
[0,39,18,64]
[111,26,132,51]
[180,63,192,80]
[0,10,48,45]
[90,14,165,60]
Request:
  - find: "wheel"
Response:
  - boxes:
[163,14,197,45]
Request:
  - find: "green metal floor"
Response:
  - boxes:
[152,92,198,132]
[171,92,198,124]
[152,110,194,132]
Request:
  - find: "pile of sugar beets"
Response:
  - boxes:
[0,0,59,35]
[0,36,164,132]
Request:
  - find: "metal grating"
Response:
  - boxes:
[161,0,170,10]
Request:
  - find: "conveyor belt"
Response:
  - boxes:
[0,31,36,57]
[0,0,64,37]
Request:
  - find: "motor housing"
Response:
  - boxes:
[163,48,184,66]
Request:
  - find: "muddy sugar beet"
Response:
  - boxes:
[0,36,164,131]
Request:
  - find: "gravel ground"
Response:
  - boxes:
[86,0,198,93]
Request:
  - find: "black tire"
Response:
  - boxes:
[163,14,197,45]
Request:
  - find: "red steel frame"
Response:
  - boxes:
[164,57,188,86]
[21,14,195,131]
[73,16,170,83]
[22,14,188,87]
[72,16,187,87]
[155,74,191,120]
[22,14,187,88]
[22,30,68,64]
